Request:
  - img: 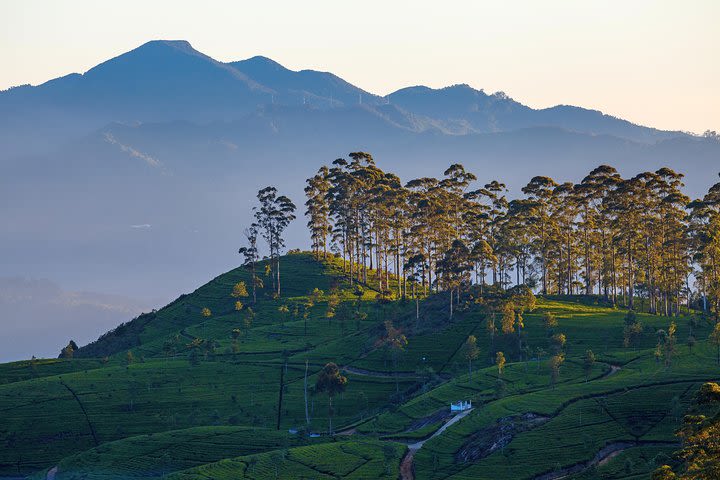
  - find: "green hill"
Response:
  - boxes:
[1,253,718,479]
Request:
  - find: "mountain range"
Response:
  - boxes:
[1,40,719,360]
[1,40,702,153]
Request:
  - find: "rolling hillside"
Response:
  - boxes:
[2,39,720,351]
[1,252,718,479]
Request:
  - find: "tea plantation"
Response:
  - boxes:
[1,253,718,479]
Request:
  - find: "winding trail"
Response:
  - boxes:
[532,441,677,480]
[46,466,58,480]
[400,408,474,480]
[354,361,628,478]
[395,362,628,479]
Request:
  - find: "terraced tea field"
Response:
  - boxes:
[1,253,718,479]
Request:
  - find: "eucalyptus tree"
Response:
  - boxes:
[689,174,720,316]
[604,175,646,309]
[238,223,260,303]
[327,158,356,279]
[463,335,480,378]
[437,239,472,317]
[471,180,508,286]
[552,182,581,295]
[315,362,348,434]
[306,153,702,312]
[254,186,296,297]
[376,320,408,392]
[348,152,384,285]
[326,156,366,283]
[651,168,690,315]
[522,176,559,294]
[441,163,477,238]
[369,170,400,292]
[405,177,443,293]
[575,165,621,297]
[379,173,409,297]
[304,166,331,259]
[505,198,536,288]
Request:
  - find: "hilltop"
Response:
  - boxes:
[1,252,718,479]
[2,39,720,336]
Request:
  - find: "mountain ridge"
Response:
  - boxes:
[0,39,695,149]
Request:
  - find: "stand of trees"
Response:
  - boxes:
[304,153,720,318]
[239,187,296,299]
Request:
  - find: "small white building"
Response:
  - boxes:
[450,400,472,412]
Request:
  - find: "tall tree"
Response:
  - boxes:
[462,335,480,379]
[496,351,506,376]
[254,187,296,297]
[305,166,332,259]
[314,362,348,434]
[710,323,720,365]
[522,176,559,294]
[549,353,565,388]
[437,239,471,318]
[376,320,409,392]
[238,223,260,304]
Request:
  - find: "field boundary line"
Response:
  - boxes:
[59,379,99,446]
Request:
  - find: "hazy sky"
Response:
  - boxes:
[1,0,718,133]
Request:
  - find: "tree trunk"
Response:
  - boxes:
[252,263,257,304]
[276,362,285,430]
[627,236,634,310]
[304,360,310,426]
[277,255,281,297]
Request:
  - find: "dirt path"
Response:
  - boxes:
[341,365,421,379]
[399,449,416,480]
[532,441,676,480]
[605,364,621,378]
[402,363,626,477]
[46,466,58,480]
[399,408,474,480]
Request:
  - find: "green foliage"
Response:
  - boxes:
[495,351,506,376]
[231,281,249,298]
[543,312,558,330]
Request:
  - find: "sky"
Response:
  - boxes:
[0,0,718,134]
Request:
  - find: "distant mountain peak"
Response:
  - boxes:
[390,84,494,99]
[237,55,290,72]
[444,83,481,92]
[141,39,194,48]
[84,39,210,77]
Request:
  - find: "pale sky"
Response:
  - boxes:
[1,0,718,133]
